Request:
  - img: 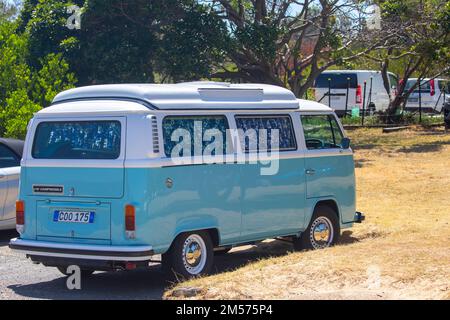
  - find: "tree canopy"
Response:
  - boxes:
[0,0,449,137]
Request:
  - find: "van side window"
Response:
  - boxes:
[301,115,344,150]
[235,115,297,152]
[163,115,230,157]
[0,144,19,168]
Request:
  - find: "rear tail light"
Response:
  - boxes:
[125,262,137,270]
[125,204,136,239]
[16,200,25,234]
[356,85,362,104]
[430,79,435,96]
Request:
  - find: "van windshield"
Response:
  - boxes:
[315,73,358,89]
[32,121,121,159]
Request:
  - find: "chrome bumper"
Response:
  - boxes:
[9,238,154,261]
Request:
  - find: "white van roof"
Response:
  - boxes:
[297,99,331,112]
[407,78,447,81]
[321,69,396,76]
[52,82,301,110]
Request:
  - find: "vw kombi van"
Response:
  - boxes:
[10,82,364,278]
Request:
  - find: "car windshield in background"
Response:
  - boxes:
[0,144,20,168]
[315,73,358,89]
[32,121,121,159]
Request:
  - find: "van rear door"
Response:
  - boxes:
[25,118,125,242]
[314,73,358,115]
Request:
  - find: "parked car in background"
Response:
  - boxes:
[0,138,24,230]
[404,78,450,113]
[313,70,398,116]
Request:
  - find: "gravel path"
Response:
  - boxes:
[0,230,285,300]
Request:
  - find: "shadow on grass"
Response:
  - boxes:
[340,231,360,244]
[6,240,293,300]
[397,140,450,153]
[351,143,379,151]
[212,240,293,274]
[7,233,379,300]
[354,158,374,168]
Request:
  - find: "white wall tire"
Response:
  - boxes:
[162,231,214,278]
[293,205,340,251]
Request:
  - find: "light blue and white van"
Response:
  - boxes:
[10,82,364,278]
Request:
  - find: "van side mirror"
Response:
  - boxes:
[341,137,351,149]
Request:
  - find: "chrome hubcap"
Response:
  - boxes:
[182,234,207,275]
[310,216,334,249]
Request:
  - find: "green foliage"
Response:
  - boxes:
[155,5,230,81]
[19,0,228,84]
[25,0,73,67]
[0,19,76,139]
[1,89,41,138]
[32,53,77,106]
[0,0,18,21]
[0,21,30,101]
[235,22,279,62]
[157,4,229,81]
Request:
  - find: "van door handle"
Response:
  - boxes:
[305,169,316,175]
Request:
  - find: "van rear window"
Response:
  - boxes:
[32,121,121,159]
[315,73,358,89]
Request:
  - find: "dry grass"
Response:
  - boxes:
[164,126,450,300]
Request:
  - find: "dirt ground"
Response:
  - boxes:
[165,126,450,300]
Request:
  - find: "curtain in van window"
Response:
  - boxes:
[32,121,121,159]
[235,116,297,152]
[163,116,229,157]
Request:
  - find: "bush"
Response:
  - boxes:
[1,89,41,139]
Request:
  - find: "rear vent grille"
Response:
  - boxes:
[151,117,160,154]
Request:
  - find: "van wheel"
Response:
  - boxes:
[162,231,214,278]
[293,205,340,251]
[56,266,95,277]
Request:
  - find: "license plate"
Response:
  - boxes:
[408,98,418,102]
[53,210,95,224]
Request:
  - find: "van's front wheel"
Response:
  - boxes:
[162,231,214,278]
[293,205,340,251]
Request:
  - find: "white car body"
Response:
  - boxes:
[404,78,450,113]
[313,70,398,115]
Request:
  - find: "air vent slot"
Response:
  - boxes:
[151,117,160,154]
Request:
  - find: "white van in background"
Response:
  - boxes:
[404,78,449,113]
[313,70,398,116]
